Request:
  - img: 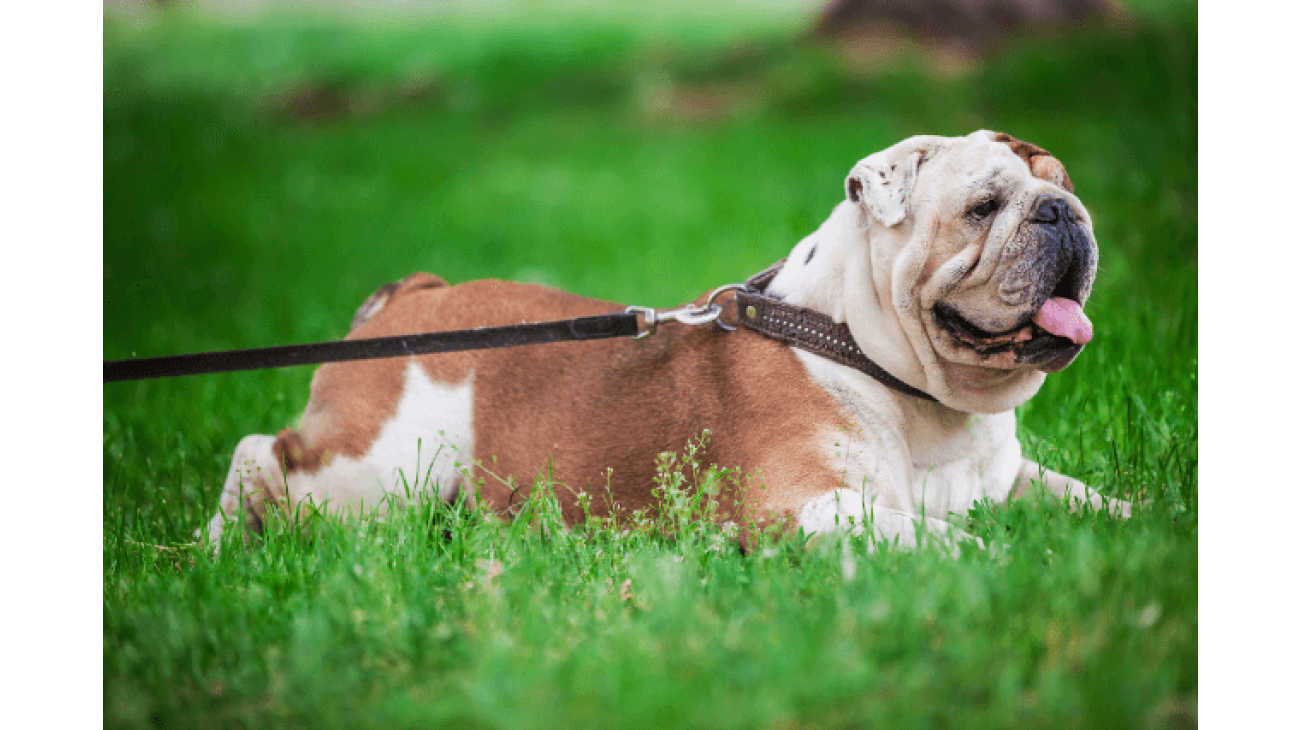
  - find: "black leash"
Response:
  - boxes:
[104,265,936,403]
[103,312,640,383]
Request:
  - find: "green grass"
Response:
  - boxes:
[104,2,1197,727]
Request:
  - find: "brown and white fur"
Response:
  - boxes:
[206,131,1130,552]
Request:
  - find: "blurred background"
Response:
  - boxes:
[104,0,1194,350]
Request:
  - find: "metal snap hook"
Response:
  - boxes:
[625,282,746,338]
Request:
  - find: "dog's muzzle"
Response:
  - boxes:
[1008,195,1095,310]
[937,195,1098,373]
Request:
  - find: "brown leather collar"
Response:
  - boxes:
[734,260,938,402]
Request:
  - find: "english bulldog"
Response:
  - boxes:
[206,130,1130,552]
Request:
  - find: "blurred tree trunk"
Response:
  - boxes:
[811,0,1122,54]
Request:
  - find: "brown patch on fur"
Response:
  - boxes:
[297,273,459,462]
[292,277,857,538]
[467,286,857,528]
[272,429,332,475]
[992,133,1074,193]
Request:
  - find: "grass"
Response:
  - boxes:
[104,2,1197,727]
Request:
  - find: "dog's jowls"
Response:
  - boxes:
[206,130,1131,553]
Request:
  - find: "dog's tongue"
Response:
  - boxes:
[1033,298,1093,345]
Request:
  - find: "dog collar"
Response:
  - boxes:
[734,260,938,402]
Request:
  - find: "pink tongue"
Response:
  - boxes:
[1032,298,1093,345]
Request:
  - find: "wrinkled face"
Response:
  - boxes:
[842,131,1099,411]
[915,134,1097,374]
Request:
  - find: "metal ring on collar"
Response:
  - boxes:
[705,283,746,331]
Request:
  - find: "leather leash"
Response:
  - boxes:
[104,263,936,402]
[103,314,639,382]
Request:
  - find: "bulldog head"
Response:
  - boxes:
[837,130,1098,413]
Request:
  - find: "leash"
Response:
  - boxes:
[103,313,640,383]
[103,264,935,402]
[102,284,742,384]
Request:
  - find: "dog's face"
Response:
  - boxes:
[843,130,1098,413]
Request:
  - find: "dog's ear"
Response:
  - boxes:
[990,132,1074,193]
[845,136,946,227]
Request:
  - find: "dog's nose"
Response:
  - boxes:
[1029,195,1073,225]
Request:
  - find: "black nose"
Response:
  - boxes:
[1030,195,1073,225]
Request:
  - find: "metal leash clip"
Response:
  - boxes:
[626,283,747,339]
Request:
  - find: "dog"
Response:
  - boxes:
[206,130,1130,552]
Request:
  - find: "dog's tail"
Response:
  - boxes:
[349,272,449,333]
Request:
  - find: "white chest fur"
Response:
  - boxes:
[792,350,1022,524]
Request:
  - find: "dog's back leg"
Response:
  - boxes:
[204,428,374,550]
[206,412,474,550]
[206,272,466,549]
[204,428,394,549]
[204,434,283,548]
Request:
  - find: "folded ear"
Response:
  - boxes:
[990,132,1074,193]
[845,136,947,227]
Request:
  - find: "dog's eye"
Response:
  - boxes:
[968,198,1000,220]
